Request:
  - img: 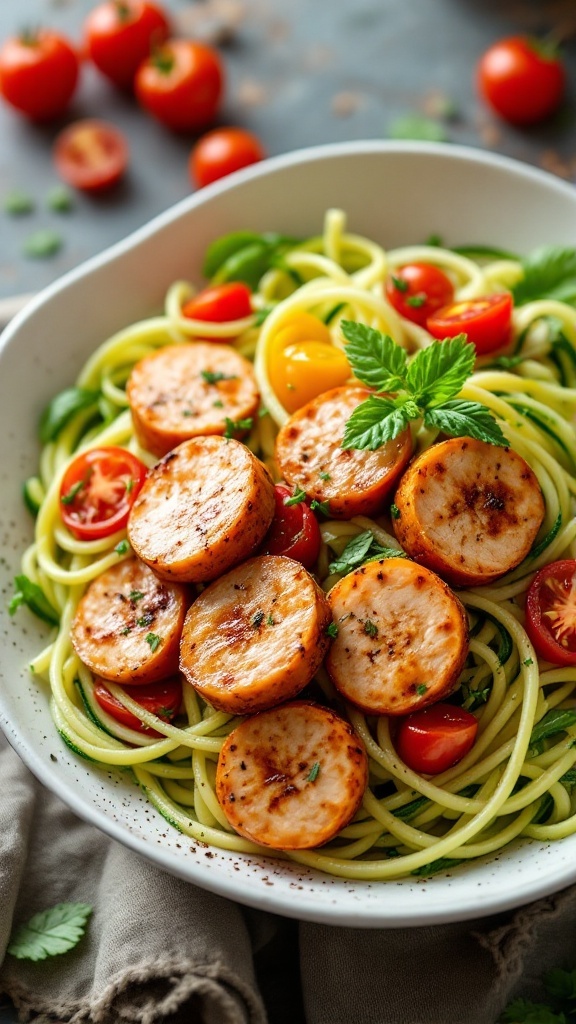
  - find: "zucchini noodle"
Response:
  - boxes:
[16,208,576,881]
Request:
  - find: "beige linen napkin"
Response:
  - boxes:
[2,729,576,1024]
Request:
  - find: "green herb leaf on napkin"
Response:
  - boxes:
[7,902,93,961]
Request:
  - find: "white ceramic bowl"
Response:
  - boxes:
[2,140,576,928]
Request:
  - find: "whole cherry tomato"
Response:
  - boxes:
[260,484,322,569]
[525,560,576,667]
[190,127,266,188]
[59,446,147,540]
[93,676,182,733]
[84,0,171,90]
[0,29,79,121]
[427,292,513,355]
[53,119,129,191]
[385,263,455,328]
[181,282,253,322]
[477,36,565,126]
[395,703,479,775]
[135,39,224,132]
[267,311,350,414]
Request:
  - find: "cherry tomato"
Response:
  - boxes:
[477,36,565,126]
[181,282,252,322]
[93,677,182,733]
[59,446,147,540]
[268,312,350,413]
[395,703,479,775]
[135,39,223,132]
[53,119,129,192]
[84,0,171,91]
[0,29,79,121]
[190,127,266,188]
[525,560,576,667]
[260,484,322,569]
[427,292,513,355]
[385,263,455,328]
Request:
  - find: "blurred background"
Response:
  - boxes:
[1,0,576,304]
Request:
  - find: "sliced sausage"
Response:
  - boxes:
[392,436,545,587]
[326,557,469,715]
[274,385,413,519]
[216,701,368,849]
[71,557,188,684]
[127,436,276,583]
[179,554,332,714]
[127,342,260,458]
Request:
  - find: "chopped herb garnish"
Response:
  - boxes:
[213,400,224,408]
[306,762,320,782]
[310,499,331,516]
[9,575,59,626]
[523,657,534,667]
[258,406,269,418]
[60,479,85,505]
[318,471,331,481]
[364,619,379,638]
[266,614,274,626]
[125,478,134,494]
[137,613,154,628]
[121,626,132,636]
[406,293,426,308]
[115,540,129,555]
[284,486,307,507]
[390,504,401,520]
[201,370,237,384]
[416,683,428,696]
[145,632,162,652]
[252,610,265,628]
[325,622,339,638]
[460,683,490,711]
[224,416,253,439]
[391,274,409,293]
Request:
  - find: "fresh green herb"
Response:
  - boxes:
[325,622,339,638]
[137,613,154,628]
[201,370,237,384]
[406,293,426,308]
[121,626,132,636]
[258,406,269,418]
[266,614,274,626]
[500,965,576,1022]
[203,230,300,289]
[3,188,35,215]
[224,416,253,439]
[394,795,430,820]
[340,321,507,450]
[306,762,320,782]
[319,472,331,482]
[389,113,449,142]
[529,709,576,756]
[283,486,307,506]
[524,657,534,667]
[460,683,491,711]
[391,274,409,293]
[115,540,129,555]
[145,632,162,652]
[39,387,100,444]
[60,479,85,505]
[254,308,272,326]
[328,530,404,576]
[364,619,379,638]
[7,902,92,961]
[9,575,60,626]
[46,186,74,213]
[310,498,331,516]
[390,503,401,520]
[488,353,525,370]
[213,400,224,409]
[23,229,63,259]
[416,683,428,696]
[512,247,576,307]
[411,857,465,877]
[560,769,576,790]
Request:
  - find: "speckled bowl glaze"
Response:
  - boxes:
[2,141,576,927]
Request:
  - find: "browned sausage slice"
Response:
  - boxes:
[179,555,332,714]
[326,557,469,715]
[127,342,260,458]
[274,385,413,519]
[216,701,368,849]
[127,436,276,583]
[71,557,188,684]
[393,436,545,587]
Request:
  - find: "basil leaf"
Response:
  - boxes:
[423,400,508,446]
[341,320,408,392]
[512,246,576,307]
[406,335,474,406]
[529,708,576,754]
[7,903,92,961]
[202,231,265,278]
[342,396,411,450]
[328,530,405,575]
[39,387,100,443]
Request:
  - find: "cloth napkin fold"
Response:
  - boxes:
[2,731,576,1024]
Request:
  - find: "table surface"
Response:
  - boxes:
[1,0,576,1020]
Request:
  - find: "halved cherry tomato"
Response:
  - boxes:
[477,36,565,126]
[59,446,147,540]
[268,312,350,413]
[53,119,129,192]
[525,559,576,667]
[190,127,266,188]
[181,282,252,322]
[134,39,223,132]
[395,703,479,775]
[0,29,79,121]
[427,292,513,355]
[84,0,171,90]
[260,484,321,569]
[93,676,182,735]
[385,263,454,328]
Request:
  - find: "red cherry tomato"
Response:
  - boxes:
[135,39,223,132]
[426,292,513,355]
[525,560,576,667]
[93,677,182,733]
[395,703,479,775]
[477,36,565,126]
[0,29,79,121]
[181,282,252,322]
[53,119,129,192]
[260,484,322,569]
[59,446,147,540]
[190,127,266,188]
[385,263,455,328]
[84,0,170,91]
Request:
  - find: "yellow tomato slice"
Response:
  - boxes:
[268,313,350,412]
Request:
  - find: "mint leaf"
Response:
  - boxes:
[512,246,576,307]
[342,396,411,450]
[7,902,92,961]
[406,335,474,407]
[340,320,408,392]
[423,400,508,446]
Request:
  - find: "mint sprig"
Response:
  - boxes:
[7,902,93,961]
[340,321,507,450]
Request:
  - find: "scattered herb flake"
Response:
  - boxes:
[266,614,274,626]
[390,504,401,519]
[325,622,339,638]
[224,416,253,439]
[201,370,237,384]
[319,471,331,481]
[310,499,331,516]
[406,293,426,308]
[115,540,129,555]
[60,479,85,505]
[523,657,534,667]
[284,486,307,507]
[145,632,162,652]
[364,619,379,638]
[137,613,154,628]
[416,683,428,696]
[306,762,320,782]
[391,274,409,293]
